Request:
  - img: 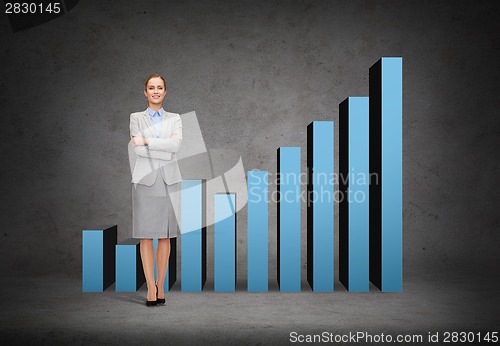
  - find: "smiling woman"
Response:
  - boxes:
[129,73,183,307]
[143,74,167,111]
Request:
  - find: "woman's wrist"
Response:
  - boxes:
[143,137,148,145]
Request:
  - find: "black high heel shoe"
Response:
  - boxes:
[146,285,158,307]
[156,284,165,305]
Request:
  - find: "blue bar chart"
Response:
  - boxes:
[277,147,301,292]
[307,121,334,292]
[214,193,237,292]
[339,97,370,292]
[247,171,269,292]
[82,57,402,295]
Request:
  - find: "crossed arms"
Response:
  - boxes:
[130,114,183,161]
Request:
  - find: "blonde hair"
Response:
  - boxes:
[144,73,167,90]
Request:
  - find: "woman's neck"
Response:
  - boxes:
[148,104,162,111]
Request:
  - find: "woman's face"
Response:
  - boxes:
[144,77,167,106]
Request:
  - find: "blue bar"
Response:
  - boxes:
[116,238,144,292]
[214,193,236,292]
[307,122,334,292]
[381,58,403,292]
[247,171,268,292]
[82,225,116,292]
[342,98,369,292]
[181,180,204,292]
[82,231,103,292]
[369,58,403,292]
[277,147,301,292]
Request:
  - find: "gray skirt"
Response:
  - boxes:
[132,174,181,239]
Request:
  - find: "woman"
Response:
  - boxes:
[129,73,182,306]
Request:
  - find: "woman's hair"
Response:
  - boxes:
[144,73,167,90]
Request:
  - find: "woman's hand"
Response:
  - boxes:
[131,136,148,146]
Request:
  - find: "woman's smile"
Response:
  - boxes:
[144,76,167,106]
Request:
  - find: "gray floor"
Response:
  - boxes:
[1,270,498,345]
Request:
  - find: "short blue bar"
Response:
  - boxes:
[82,231,103,292]
[181,180,204,292]
[247,171,268,292]
[311,122,334,292]
[278,147,301,292]
[82,225,116,292]
[348,98,370,292]
[214,193,236,292]
[381,58,403,292]
[116,238,143,292]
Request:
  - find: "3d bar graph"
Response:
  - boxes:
[81,57,403,296]
[214,193,237,292]
[307,122,334,292]
[82,225,117,292]
[277,147,301,292]
[339,97,370,292]
[181,179,207,292]
[247,171,269,292]
[116,238,145,292]
[369,57,403,292]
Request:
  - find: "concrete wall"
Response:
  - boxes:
[0,0,498,278]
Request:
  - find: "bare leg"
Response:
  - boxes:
[140,238,156,301]
[156,238,171,299]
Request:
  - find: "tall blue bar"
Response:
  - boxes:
[116,238,145,292]
[307,122,334,292]
[369,57,403,292]
[339,98,369,292]
[277,147,301,292]
[247,171,268,292]
[82,225,117,292]
[181,179,207,292]
[214,193,237,292]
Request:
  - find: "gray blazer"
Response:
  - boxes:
[129,109,183,186]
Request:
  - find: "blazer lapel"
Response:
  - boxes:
[142,109,156,138]
[160,109,172,138]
